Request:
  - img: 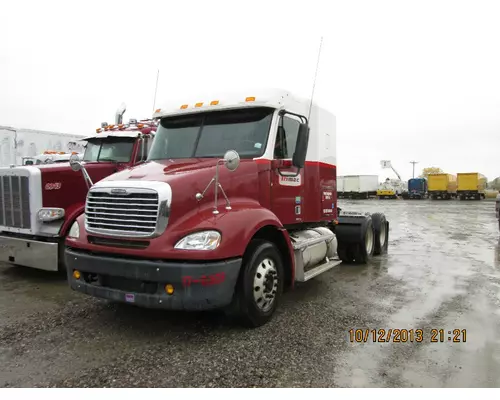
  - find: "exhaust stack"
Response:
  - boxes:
[115,103,127,125]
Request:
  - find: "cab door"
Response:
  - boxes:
[270,113,305,225]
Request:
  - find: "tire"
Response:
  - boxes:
[58,238,68,275]
[371,213,389,256]
[229,240,284,328]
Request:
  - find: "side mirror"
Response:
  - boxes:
[69,154,81,171]
[292,123,309,168]
[223,150,240,172]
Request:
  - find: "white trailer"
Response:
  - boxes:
[340,175,378,199]
[337,176,344,196]
[0,126,87,167]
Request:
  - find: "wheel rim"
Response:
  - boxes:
[365,226,374,254]
[253,257,278,312]
[379,221,386,248]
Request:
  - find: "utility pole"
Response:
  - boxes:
[410,161,419,178]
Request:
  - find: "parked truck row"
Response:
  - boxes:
[338,172,487,201]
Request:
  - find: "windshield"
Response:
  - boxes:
[148,107,274,160]
[83,138,134,162]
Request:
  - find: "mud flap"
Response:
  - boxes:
[336,211,374,264]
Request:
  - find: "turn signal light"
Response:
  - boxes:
[245,96,256,102]
[73,270,81,280]
[165,284,174,295]
[155,108,161,113]
[137,123,144,128]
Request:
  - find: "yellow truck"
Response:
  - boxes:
[457,172,487,200]
[428,173,457,200]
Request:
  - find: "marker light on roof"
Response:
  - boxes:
[180,104,188,109]
[155,108,161,113]
[108,124,115,129]
[96,128,102,133]
[210,100,219,105]
[118,124,124,129]
[195,102,203,108]
[245,97,256,102]
[137,123,144,128]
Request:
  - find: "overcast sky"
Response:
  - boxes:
[1,0,499,180]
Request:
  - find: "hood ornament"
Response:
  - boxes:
[195,150,240,215]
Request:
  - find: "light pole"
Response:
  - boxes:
[410,161,418,178]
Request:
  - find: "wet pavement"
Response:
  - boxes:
[1,199,499,388]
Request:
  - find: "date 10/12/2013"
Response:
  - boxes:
[348,329,467,343]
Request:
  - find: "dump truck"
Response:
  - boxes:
[428,173,457,200]
[407,177,427,199]
[65,88,391,327]
[0,105,157,272]
[341,175,378,199]
[457,172,487,200]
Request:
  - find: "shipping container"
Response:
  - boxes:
[407,178,428,199]
[457,172,487,200]
[428,173,457,200]
[0,126,86,167]
[340,175,378,199]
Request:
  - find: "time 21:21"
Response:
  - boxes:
[431,329,467,343]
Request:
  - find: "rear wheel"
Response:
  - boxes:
[229,240,284,328]
[371,213,389,255]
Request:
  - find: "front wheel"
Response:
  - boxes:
[229,240,284,328]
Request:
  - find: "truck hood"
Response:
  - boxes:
[101,159,223,182]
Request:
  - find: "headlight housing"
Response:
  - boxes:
[174,230,221,250]
[37,208,65,222]
[68,221,80,239]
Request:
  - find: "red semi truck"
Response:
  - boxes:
[0,106,157,272]
[65,89,390,327]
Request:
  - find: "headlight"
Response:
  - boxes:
[37,208,65,222]
[68,221,80,239]
[174,230,221,250]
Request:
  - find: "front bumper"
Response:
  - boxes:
[65,248,242,311]
[0,235,59,271]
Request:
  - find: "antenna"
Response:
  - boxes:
[307,36,324,122]
[152,69,160,113]
[410,160,419,178]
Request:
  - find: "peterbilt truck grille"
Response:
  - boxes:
[0,175,31,229]
[85,190,160,237]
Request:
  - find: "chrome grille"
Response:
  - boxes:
[85,189,160,237]
[0,175,31,229]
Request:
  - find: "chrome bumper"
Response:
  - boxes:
[0,235,59,271]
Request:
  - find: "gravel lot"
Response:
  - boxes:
[1,199,499,388]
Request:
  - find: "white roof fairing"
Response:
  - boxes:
[152,88,337,167]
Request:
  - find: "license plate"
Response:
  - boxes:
[125,293,135,303]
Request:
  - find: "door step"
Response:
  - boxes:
[296,258,342,282]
